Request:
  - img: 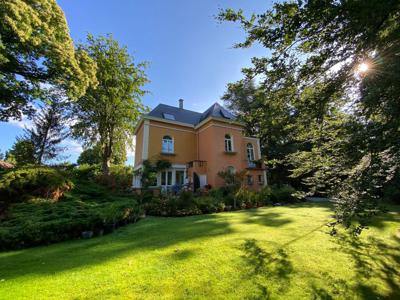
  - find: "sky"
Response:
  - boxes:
[0,0,273,164]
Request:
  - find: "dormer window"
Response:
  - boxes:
[162,135,174,153]
[163,113,175,120]
[225,134,233,152]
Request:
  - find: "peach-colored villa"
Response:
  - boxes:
[132,99,266,191]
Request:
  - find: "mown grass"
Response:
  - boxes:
[0,202,399,299]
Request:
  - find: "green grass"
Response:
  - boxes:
[0,202,399,299]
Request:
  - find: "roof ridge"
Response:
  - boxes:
[154,103,202,115]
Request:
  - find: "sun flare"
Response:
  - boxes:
[358,62,369,73]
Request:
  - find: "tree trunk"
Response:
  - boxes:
[101,133,114,176]
[101,152,111,176]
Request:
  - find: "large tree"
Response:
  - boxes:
[72,34,147,175]
[23,93,68,164]
[0,0,97,121]
[5,138,35,166]
[77,142,127,165]
[219,0,400,230]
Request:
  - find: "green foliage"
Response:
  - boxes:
[77,143,127,165]
[23,95,68,164]
[269,185,297,204]
[77,147,102,165]
[138,159,171,189]
[145,185,290,217]
[219,0,400,231]
[71,164,100,181]
[97,165,133,191]
[71,34,148,175]
[0,203,399,298]
[145,191,200,216]
[71,164,133,191]
[0,166,73,204]
[0,180,141,250]
[0,0,97,120]
[217,168,246,190]
[234,188,260,209]
[6,138,36,166]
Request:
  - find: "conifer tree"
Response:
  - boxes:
[24,96,68,164]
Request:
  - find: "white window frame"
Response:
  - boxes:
[162,135,174,153]
[160,170,173,186]
[157,166,187,188]
[247,143,255,161]
[224,134,233,152]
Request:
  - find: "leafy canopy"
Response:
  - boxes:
[71,34,148,174]
[219,0,400,230]
[0,0,97,120]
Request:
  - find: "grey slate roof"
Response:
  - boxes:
[199,102,235,123]
[146,102,236,126]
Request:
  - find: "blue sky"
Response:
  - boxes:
[0,0,273,164]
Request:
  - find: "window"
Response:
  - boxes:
[161,171,173,186]
[176,170,185,185]
[247,143,255,161]
[163,113,175,120]
[227,166,235,174]
[162,135,174,153]
[258,175,264,185]
[247,175,253,185]
[225,134,233,152]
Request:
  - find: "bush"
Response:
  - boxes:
[269,184,297,203]
[71,164,100,181]
[234,188,262,209]
[194,196,225,213]
[71,164,133,191]
[0,166,73,204]
[96,165,133,191]
[0,181,142,250]
[145,190,198,216]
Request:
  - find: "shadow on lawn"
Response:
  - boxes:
[240,239,293,299]
[307,230,400,300]
[334,233,400,299]
[241,211,292,227]
[0,214,234,280]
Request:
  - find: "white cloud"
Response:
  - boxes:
[62,139,83,154]
[8,115,32,129]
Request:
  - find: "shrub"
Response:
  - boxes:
[234,188,265,209]
[257,186,273,205]
[97,165,133,191]
[269,184,297,203]
[71,164,100,181]
[0,181,142,250]
[71,164,133,191]
[0,166,73,204]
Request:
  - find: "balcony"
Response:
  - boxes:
[187,160,207,168]
[246,160,265,170]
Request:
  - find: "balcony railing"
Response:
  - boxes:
[187,160,207,168]
[247,160,264,169]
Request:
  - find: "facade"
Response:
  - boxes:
[133,99,266,191]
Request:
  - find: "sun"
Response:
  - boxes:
[358,62,369,73]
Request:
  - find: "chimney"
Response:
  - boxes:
[178,98,184,109]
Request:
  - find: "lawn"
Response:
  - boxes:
[0,202,399,299]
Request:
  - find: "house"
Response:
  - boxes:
[132,99,266,191]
